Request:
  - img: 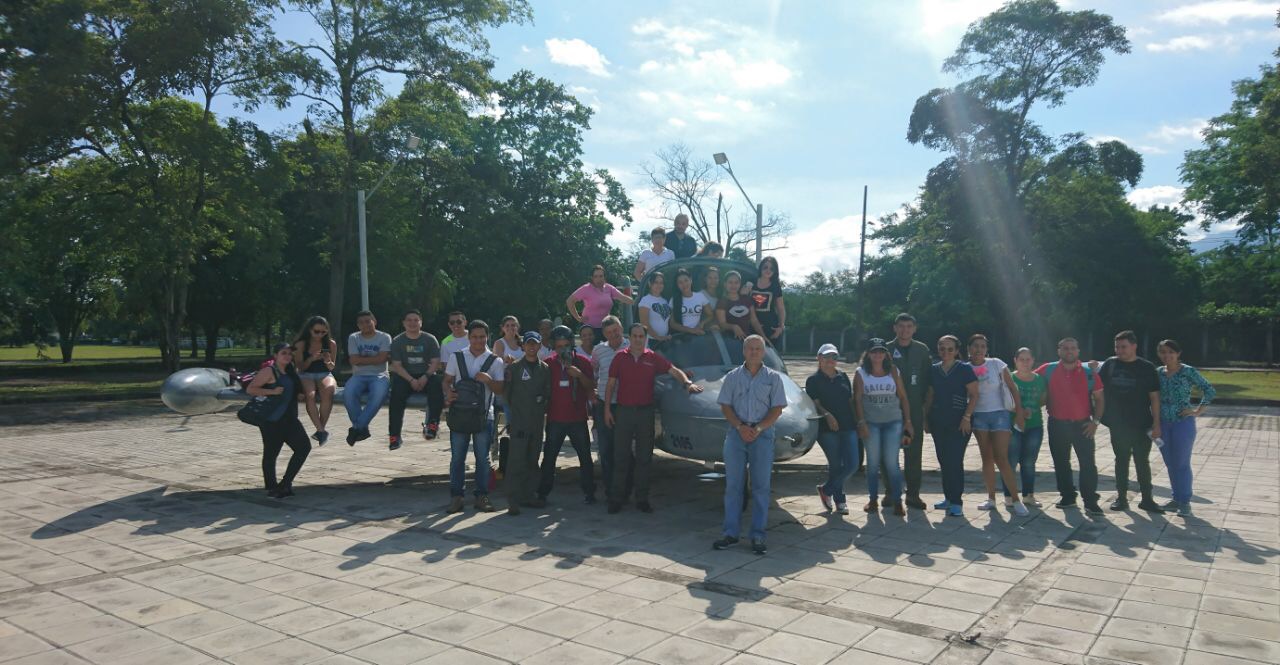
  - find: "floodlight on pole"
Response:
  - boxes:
[712,151,763,263]
[358,135,421,311]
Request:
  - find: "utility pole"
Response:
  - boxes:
[857,185,868,334]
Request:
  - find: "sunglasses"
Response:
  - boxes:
[311,329,327,335]
[449,320,465,325]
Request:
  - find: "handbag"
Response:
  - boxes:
[237,368,282,426]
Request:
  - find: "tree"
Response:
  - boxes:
[641,143,793,256]
[2,158,130,362]
[280,0,531,336]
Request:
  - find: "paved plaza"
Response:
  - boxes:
[0,368,1276,664]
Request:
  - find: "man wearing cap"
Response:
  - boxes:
[502,331,551,514]
[536,325,598,505]
[605,323,703,514]
[888,313,932,509]
[714,335,788,555]
[805,343,858,515]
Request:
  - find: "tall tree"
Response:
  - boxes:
[281,0,530,336]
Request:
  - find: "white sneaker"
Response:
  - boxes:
[1004,496,1015,507]
[836,503,849,515]
[1026,494,1042,507]
[977,499,994,511]
[1011,502,1030,517]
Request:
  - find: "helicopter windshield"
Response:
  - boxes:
[660,332,786,373]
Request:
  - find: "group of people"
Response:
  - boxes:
[242,221,1214,556]
[801,314,1215,531]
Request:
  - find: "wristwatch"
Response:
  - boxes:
[753,425,762,434]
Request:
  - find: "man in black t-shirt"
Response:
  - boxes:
[1098,330,1163,513]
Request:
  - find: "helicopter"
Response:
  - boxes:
[159,256,820,464]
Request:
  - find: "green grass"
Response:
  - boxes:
[0,344,165,361]
[1200,370,1280,402]
[0,379,162,402]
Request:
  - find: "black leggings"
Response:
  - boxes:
[259,418,310,490]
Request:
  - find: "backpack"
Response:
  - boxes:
[447,351,498,434]
[230,357,276,391]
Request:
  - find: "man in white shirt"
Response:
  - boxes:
[634,227,675,280]
[443,320,505,513]
[591,316,630,500]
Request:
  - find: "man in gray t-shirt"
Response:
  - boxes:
[387,310,440,449]
[343,310,392,445]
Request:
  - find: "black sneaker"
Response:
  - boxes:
[528,497,546,509]
[315,430,329,447]
[712,536,739,550]
[636,501,653,513]
[751,540,767,555]
[346,428,357,446]
[355,428,372,442]
[424,422,439,440]
[1110,499,1129,512]
[1084,502,1104,515]
[389,435,402,451]
[1055,497,1078,508]
[1137,499,1165,513]
[905,495,927,510]
[268,486,294,499]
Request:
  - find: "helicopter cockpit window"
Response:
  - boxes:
[723,336,786,372]
[661,334,727,368]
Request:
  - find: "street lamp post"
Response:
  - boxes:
[357,135,421,311]
[712,152,763,264]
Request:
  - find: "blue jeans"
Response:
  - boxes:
[450,427,492,497]
[1003,426,1044,496]
[343,374,389,430]
[817,430,858,504]
[864,420,904,502]
[1159,418,1196,503]
[723,427,775,542]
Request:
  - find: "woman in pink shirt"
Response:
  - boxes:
[567,265,634,345]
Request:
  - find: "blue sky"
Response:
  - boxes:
[225,0,1279,273]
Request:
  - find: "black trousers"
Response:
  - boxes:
[612,405,655,503]
[425,373,445,425]
[1109,425,1155,500]
[260,417,310,490]
[539,421,595,499]
[1047,417,1099,503]
[388,374,428,437]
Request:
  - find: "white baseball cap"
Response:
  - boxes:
[817,343,839,357]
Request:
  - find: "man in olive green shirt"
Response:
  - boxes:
[503,331,551,514]
[888,313,932,509]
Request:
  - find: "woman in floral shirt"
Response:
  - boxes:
[1156,339,1216,516]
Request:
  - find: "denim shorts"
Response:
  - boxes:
[298,371,332,382]
[972,410,1011,432]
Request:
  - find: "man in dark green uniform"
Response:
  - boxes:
[889,313,932,510]
[502,331,551,514]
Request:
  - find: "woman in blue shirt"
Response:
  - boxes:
[1156,339,1215,516]
[924,335,978,517]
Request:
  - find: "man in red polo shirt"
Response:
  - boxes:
[1036,337,1106,515]
[604,323,702,514]
[535,326,598,506]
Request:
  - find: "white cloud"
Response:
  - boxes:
[1126,185,1241,245]
[1148,119,1208,143]
[772,215,890,274]
[1127,185,1184,209]
[1146,35,1216,52]
[623,17,800,138]
[545,38,612,77]
[1157,1,1277,25]
[911,0,1007,63]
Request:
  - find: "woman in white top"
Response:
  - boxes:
[492,316,523,365]
[637,271,672,345]
[670,267,710,337]
[633,227,675,280]
[967,334,1028,515]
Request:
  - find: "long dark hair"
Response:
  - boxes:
[860,348,895,375]
[757,255,782,288]
[671,267,693,325]
[294,315,332,351]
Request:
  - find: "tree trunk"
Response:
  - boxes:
[263,324,272,356]
[189,327,199,359]
[204,323,219,363]
[1201,325,1209,363]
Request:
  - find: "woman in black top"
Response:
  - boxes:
[805,345,858,515]
[292,316,337,446]
[247,344,311,498]
[748,256,785,343]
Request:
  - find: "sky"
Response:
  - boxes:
[224,0,1279,274]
